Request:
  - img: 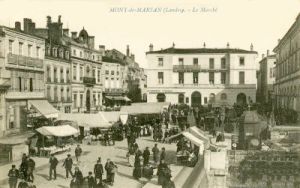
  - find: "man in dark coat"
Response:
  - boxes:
[86,171,96,188]
[19,157,28,181]
[143,147,150,165]
[94,158,104,184]
[157,160,170,185]
[73,167,83,188]
[160,147,166,162]
[63,154,73,178]
[152,144,160,164]
[105,159,117,185]
[49,154,58,180]
[75,145,82,162]
[26,157,35,182]
[8,165,19,188]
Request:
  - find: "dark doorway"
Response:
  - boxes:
[157,93,166,102]
[191,91,201,107]
[237,93,247,106]
[178,93,184,104]
[86,89,91,112]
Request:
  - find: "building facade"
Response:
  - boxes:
[0,20,45,136]
[68,28,104,113]
[257,52,276,104]
[274,13,300,115]
[146,44,258,106]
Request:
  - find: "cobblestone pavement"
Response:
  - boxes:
[1,136,177,188]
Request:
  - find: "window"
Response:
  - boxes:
[18,77,22,92]
[80,94,83,107]
[193,58,198,65]
[239,57,245,66]
[209,93,216,103]
[105,70,109,75]
[29,78,33,92]
[204,97,208,104]
[73,94,77,108]
[52,48,57,57]
[117,71,119,75]
[47,66,51,81]
[193,72,198,84]
[36,46,40,58]
[80,51,83,58]
[158,72,164,84]
[60,68,64,82]
[179,72,184,84]
[111,71,114,75]
[270,68,273,78]
[178,58,184,66]
[221,58,226,69]
[92,68,96,78]
[65,51,69,59]
[239,71,245,84]
[209,58,214,69]
[19,42,23,55]
[221,93,227,100]
[178,94,184,104]
[73,65,77,80]
[209,72,214,84]
[158,58,164,66]
[80,66,83,81]
[28,45,32,57]
[59,49,64,58]
[73,49,76,56]
[9,40,13,54]
[97,70,101,82]
[221,72,226,84]
[54,67,57,82]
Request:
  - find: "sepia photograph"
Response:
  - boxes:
[0,0,300,187]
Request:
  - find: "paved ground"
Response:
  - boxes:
[0,136,177,188]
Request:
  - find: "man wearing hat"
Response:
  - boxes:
[63,154,73,178]
[94,157,104,184]
[49,154,58,180]
[8,164,19,188]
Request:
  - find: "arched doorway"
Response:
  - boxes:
[86,89,91,112]
[157,93,166,102]
[191,91,201,107]
[236,93,247,106]
[209,93,216,104]
[178,93,184,104]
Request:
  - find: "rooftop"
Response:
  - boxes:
[146,47,257,55]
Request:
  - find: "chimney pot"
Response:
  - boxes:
[250,43,254,51]
[126,45,130,57]
[15,22,21,31]
[227,42,230,48]
[46,16,52,27]
[63,29,69,36]
[149,43,153,52]
[71,32,77,39]
[267,50,270,56]
[172,42,175,48]
[203,42,206,48]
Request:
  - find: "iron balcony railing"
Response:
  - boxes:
[83,77,96,85]
[7,53,43,69]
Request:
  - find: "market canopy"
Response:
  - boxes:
[120,102,170,115]
[28,100,59,118]
[182,132,204,147]
[36,125,79,137]
[106,96,131,102]
[58,113,112,128]
[99,111,122,123]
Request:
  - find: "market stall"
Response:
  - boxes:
[35,125,79,157]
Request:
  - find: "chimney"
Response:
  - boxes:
[267,50,269,56]
[29,22,36,33]
[15,22,21,31]
[58,15,62,24]
[262,54,265,59]
[99,45,105,51]
[131,54,135,61]
[226,42,230,49]
[46,16,52,27]
[126,45,130,56]
[203,42,206,48]
[88,36,95,49]
[250,43,254,51]
[71,32,77,39]
[172,42,175,48]
[63,29,69,36]
[149,43,153,52]
[23,18,32,33]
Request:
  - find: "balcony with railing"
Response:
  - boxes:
[104,88,126,94]
[173,65,201,72]
[83,77,96,86]
[7,53,43,69]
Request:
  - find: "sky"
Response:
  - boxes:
[0,0,299,68]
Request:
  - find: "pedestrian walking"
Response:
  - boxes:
[49,154,58,180]
[143,147,150,165]
[160,147,166,162]
[105,159,117,186]
[86,171,96,188]
[26,156,35,182]
[8,165,19,188]
[152,144,160,164]
[63,154,73,178]
[94,158,104,184]
[72,167,83,188]
[75,145,82,162]
[19,157,28,182]
[157,160,170,186]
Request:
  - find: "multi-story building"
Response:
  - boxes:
[146,44,258,106]
[0,20,46,136]
[274,13,300,115]
[33,16,72,113]
[257,51,276,104]
[67,28,104,112]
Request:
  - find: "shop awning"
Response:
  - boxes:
[58,113,112,128]
[182,132,204,147]
[188,126,210,143]
[106,96,131,101]
[0,131,35,145]
[28,100,59,118]
[36,125,79,137]
[120,102,170,115]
